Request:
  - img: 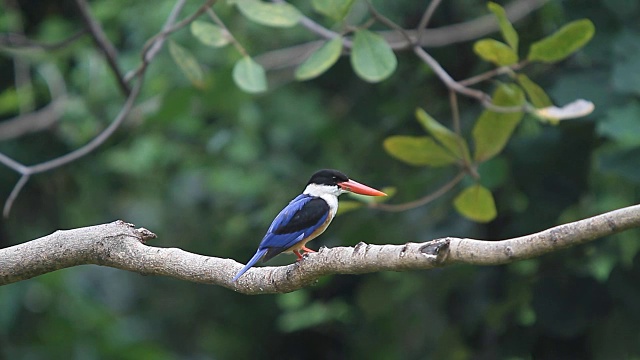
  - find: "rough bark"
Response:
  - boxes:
[2,204,639,294]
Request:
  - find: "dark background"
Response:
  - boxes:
[1,0,640,359]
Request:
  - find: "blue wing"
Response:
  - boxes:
[259,194,329,261]
[232,194,330,281]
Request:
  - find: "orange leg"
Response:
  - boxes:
[301,246,316,254]
[293,250,303,261]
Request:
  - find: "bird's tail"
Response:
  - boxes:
[232,248,269,282]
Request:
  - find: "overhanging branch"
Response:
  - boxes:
[1,204,639,294]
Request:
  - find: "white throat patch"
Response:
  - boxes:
[303,183,341,217]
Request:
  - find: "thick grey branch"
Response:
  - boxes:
[255,0,547,70]
[1,205,639,294]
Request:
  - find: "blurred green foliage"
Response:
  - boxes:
[1,0,640,359]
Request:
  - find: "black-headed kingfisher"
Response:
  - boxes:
[232,169,386,281]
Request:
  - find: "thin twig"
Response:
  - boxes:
[370,171,466,212]
[449,91,479,178]
[366,0,413,45]
[5,0,35,114]
[0,78,144,217]
[74,0,131,96]
[459,60,529,86]
[415,0,442,45]
[0,153,29,174]
[3,175,30,218]
[0,64,68,141]
[367,2,525,114]
[0,31,86,50]
[206,8,248,56]
[126,0,215,82]
[271,0,343,41]
[412,47,487,100]
[1,0,215,217]
[255,0,548,70]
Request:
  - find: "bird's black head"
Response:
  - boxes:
[307,169,349,186]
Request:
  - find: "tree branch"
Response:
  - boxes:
[74,0,131,96]
[2,205,639,294]
[0,64,68,141]
[255,0,548,70]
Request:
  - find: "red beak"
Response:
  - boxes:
[338,179,387,196]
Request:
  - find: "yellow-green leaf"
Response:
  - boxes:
[351,30,397,83]
[415,108,471,163]
[383,136,457,167]
[295,37,343,81]
[312,0,355,21]
[454,184,497,223]
[168,40,205,88]
[336,200,363,215]
[190,21,230,48]
[527,19,595,63]
[232,56,267,93]
[235,0,302,28]
[472,83,525,162]
[473,39,518,66]
[0,88,19,115]
[517,74,552,108]
[488,2,518,52]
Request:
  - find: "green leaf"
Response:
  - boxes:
[190,21,230,48]
[383,136,457,166]
[527,19,595,63]
[487,2,518,51]
[312,0,355,21]
[472,83,525,162]
[517,74,552,108]
[232,56,267,93]
[473,39,518,66]
[295,37,343,81]
[336,200,364,215]
[351,30,397,83]
[168,40,205,88]
[453,184,497,223]
[415,108,471,163]
[0,88,19,115]
[235,0,302,28]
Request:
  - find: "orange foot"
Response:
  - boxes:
[293,250,303,261]
[301,246,316,254]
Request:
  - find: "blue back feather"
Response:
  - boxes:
[233,194,330,281]
[260,194,328,251]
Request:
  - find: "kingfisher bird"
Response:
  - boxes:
[232,169,386,281]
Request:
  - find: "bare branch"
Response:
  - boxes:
[0,0,207,216]
[255,0,548,70]
[3,174,30,218]
[0,31,86,51]
[0,78,144,217]
[271,0,343,42]
[0,64,68,141]
[74,0,131,95]
[206,8,248,57]
[127,0,216,82]
[459,60,529,87]
[416,0,443,44]
[2,205,638,294]
[370,171,466,212]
